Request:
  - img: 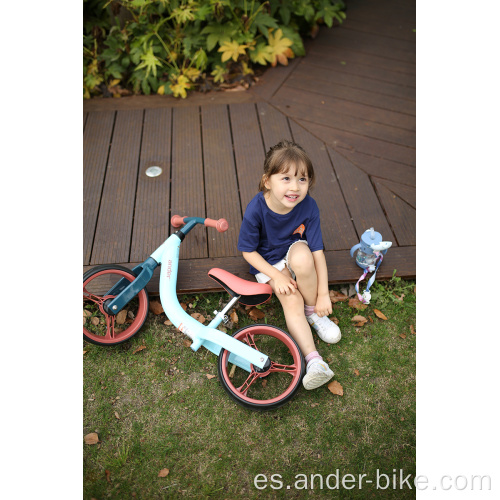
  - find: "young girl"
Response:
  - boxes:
[238,140,341,390]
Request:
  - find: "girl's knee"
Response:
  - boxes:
[289,244,315,275]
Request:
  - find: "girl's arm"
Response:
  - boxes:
[312,249,332,317]
[242,251,297,295]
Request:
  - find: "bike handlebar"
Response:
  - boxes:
[171,215,229,233]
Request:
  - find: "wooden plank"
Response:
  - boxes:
[170,106,207,260]
[373,177,416,209]
[284,72,415,116]
[307,43,415,75]
[304,50,415,87]
[251,57,301,100]
[83,111,115,265]
[341,18,416,43]
[315,23,415,63]
[130,108,172,262]
[289,120,357,250]
[229,103,266,213]
[83,91,256,113]
[289,63,415,101]
[276,100,415,148]
[328,147,396,244]
[274,86,415,132]
[374,180,416,246]
[303,120,416,167]
[343,6,415,37]
[201,105,242,257]
[83,245,415,295]
[256,102,292,151]
[339,149,415,186]
[285,80,415,117]
[90,109,144,265]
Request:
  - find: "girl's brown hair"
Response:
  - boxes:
[259,140,315,192]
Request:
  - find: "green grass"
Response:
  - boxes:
[83,276,416,499]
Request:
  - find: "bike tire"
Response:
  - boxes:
[218,324,305,411]
[83,264,149,346]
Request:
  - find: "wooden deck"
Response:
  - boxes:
[83,0,415,294]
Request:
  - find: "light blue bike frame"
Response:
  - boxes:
[150,224,268,372]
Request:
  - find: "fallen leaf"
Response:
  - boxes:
[180,303,187,311]
[374,309,388,320]
[329,290,348,303]
[183,340,192,348]
[230,310,238,323]
[91,317,100,326]
[262,379,268,388]
[164,320,172,326]
[311,403,319,407]
[150,300,164,315]
[399,333,407,339]
[191,313,206,324]
[158,468,170,478]
[105,470,111,483]
[410,325,416,335]
[248,308,265,320]
[327,380,344,396]
[206,374,216,379]
[348,298,367,310]
[114,411,120,419]
[83,310,92,318]
[229,364,236,378]
[115,310,127,325]
[351,315,367,324]
[84,432,99,445]
[133,345,147,354]
[354,369,360,376]
[83,350,88,356]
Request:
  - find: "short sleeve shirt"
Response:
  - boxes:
[237,192,324,274]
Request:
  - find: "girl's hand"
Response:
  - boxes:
[273,274,297,295]
[315,294,332,317]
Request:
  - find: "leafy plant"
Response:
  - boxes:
[83,0,346,99]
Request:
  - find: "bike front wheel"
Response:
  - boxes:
[83,265,149,346]
[218,324,305,411]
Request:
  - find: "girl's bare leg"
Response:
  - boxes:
[287,243,318,306]
[268,268,316,356]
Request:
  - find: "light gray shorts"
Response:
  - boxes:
[255,240,309,284]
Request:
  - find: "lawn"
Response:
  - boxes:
[83,275,416,499]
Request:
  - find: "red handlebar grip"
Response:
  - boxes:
[205,218,229,233]
[171,215,186,228]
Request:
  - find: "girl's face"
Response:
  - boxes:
[263,163,309,214]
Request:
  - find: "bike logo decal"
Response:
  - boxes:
[166,260,172,280]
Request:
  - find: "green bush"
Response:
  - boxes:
[83,0,346,99]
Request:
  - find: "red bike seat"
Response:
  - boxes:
[208,268,272,306]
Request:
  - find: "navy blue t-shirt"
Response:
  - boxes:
[237,192,324,275]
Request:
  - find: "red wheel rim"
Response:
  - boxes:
[220,325,302,405]
[83,269,148,344]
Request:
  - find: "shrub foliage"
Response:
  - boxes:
[83,0,346,99]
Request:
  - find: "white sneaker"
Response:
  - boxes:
[302,359,334,390]
[306,313,342,344]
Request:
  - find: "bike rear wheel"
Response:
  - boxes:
[218,324,305,411]
[83,265,149,346]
